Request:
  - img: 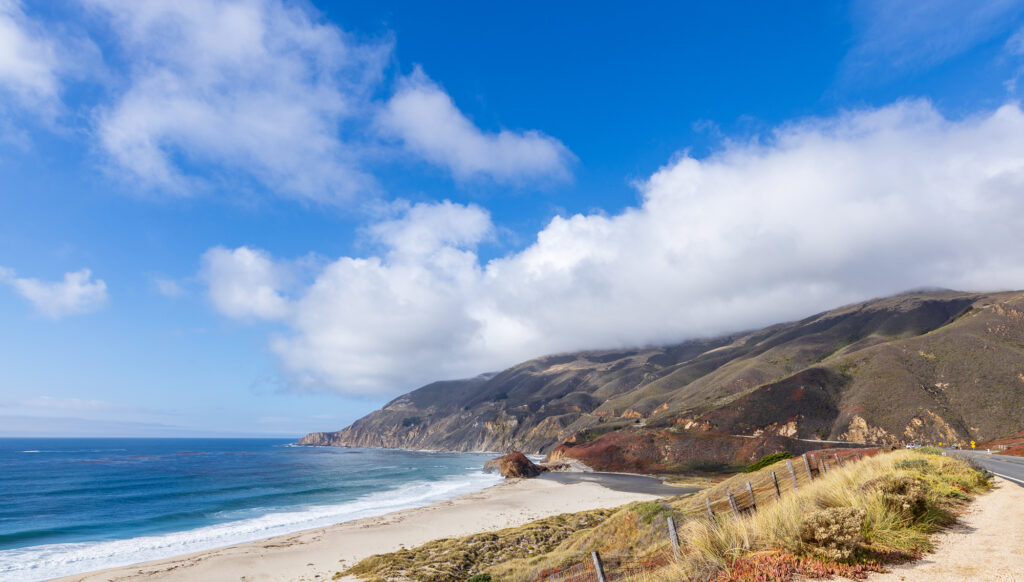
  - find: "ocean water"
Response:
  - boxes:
[0,438,501,581]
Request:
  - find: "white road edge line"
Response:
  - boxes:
[990,472,1024,486]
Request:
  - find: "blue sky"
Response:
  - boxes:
[3,0,1024,437]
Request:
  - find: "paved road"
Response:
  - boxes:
[950,450,1024,488]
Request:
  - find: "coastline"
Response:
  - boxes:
[52,475,679,582]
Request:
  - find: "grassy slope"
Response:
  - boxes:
[341,450,991,581]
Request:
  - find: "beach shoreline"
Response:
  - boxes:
[52,474,686,582]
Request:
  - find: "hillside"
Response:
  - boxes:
[299,290,1024,460]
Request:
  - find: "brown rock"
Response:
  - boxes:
[484,450,547,478]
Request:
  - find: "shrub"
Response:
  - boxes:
[894,458,929,472]
[916,446,944,455]
[868,474,928,518]
[467,575,492,582]
[798,506,866,561]
[744,451,794,473]
[401,416,423,427]
[632,501,669,524]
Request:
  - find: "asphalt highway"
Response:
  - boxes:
[951,450,1024,488]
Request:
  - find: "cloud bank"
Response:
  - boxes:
[1,267,109,319]
[203,100,1024,395]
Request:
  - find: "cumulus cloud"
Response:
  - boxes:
[200,246,290,319]
[378,68,574,183]
[206,100,1024,395]
[87,0,388,200]
[0,1,574,196]
[1,267,109,318]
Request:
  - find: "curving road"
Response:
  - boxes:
[950,450,1024,488]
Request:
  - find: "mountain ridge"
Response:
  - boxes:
[299,289,1024,463]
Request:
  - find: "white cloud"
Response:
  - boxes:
[1,1,574,196]
[0,0,61,115]
[378,68,574,183]
[200,246,289,319]
[87,0,389,201]
[1,267,109,319]
[203,100,1024,395]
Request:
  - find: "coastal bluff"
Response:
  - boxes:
[300,290,1024,471]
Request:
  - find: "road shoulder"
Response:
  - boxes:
[865,477,1024,582]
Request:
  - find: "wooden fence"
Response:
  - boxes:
[541,448,879,582]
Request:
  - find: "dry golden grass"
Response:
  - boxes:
[342,450,989,582]
[621,450,989,582]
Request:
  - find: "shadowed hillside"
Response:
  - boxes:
[299,290,1024,463]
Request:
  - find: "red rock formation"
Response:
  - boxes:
[484,450,548,478]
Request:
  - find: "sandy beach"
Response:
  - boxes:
[53,476,677,582]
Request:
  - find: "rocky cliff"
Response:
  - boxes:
[299,290,1024,459]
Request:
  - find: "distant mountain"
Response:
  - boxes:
[299,290,1024,458]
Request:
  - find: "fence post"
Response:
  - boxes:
[787,460,799,491]
[745,481,757,511]
[705,497,715,522]
[819,457,826,474]
[803,454,814,482]
[771,470,781,498]
[592,551,608,582]
[727,491,740,518]
[834,453,841,466]
[667,516,681,561]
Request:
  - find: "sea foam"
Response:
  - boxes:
[0,470,501,582]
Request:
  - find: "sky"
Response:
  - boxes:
[3,0,1024,437]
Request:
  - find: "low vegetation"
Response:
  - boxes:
[743,451,793,473]
[340,450,991,581]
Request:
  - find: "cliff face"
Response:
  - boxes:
[300,290,1024,458]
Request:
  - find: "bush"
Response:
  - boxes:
[799,506,866,561]
[916,446,944,455]
[744,451,794,473]
[631,501,669,524]
[467,575,492,582]
[894,459,929,472]
[870,474,929,518]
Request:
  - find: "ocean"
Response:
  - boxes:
[0,438,501,581]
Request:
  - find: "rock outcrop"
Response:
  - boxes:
[484,450,547,478]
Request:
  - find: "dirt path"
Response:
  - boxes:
[866,477,1024,582]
